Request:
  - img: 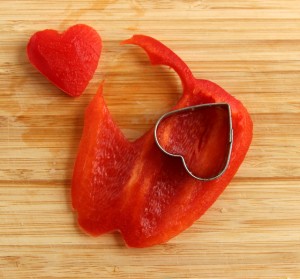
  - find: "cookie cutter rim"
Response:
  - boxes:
[154,103,233,181]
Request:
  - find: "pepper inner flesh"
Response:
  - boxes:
[156,105,231,179]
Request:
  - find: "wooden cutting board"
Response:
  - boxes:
[1,0,300,278]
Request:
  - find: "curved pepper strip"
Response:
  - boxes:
[72,35,253,248]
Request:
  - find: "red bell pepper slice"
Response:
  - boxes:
[72,35,253,247]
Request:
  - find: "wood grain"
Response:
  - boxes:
[0,0,300,278]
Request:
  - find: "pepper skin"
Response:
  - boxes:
[72,35,253,247]
[27,24,102,97]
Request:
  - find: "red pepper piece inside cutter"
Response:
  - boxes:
[154,103,233,181]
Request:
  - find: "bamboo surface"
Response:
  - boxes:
[1,0,300,278]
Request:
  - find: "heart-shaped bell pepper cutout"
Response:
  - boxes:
[27,24,102,97]
[154,103,233,181]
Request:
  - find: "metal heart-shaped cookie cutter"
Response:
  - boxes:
[154,103,233,181]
